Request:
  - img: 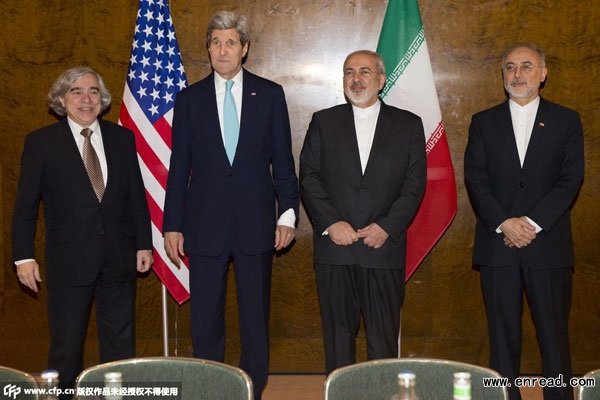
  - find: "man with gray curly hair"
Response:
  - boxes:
[12,66,153,393]
[163,11,299,400]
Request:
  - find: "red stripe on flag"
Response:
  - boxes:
[405,129,457,280]
[152,256,189,305]
[153,116,172,148]
[120,107,170,188]
[145,188,164,233]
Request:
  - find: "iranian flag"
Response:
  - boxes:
[376,0,457,280]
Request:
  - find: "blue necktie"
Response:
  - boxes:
[223,80,239,164]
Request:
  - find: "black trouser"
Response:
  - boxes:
[47,273,136,398]
[316,264,405,374]
[189,243,273,400]
[480,263,573,400]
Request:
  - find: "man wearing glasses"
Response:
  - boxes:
[300,50,426,373]
[163,11,298,400]
[465,43,584,400]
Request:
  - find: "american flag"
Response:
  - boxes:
[119,0,190,304]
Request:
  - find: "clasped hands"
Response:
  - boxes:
[327,221,389,249]
[500,216,537,248]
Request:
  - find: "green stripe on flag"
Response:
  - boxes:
[376,0,424,97]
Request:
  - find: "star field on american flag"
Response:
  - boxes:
[126,0,187,123]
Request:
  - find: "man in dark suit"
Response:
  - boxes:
[162,11,298,400]
[12,66,153,391]
[465,43,584,400]
[300,50,426,373]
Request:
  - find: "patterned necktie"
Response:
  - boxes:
[80,128,105,201]
[223,80,239,164]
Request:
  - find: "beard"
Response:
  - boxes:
[345,82,378,108]
[504,78,536,100]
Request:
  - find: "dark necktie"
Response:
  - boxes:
[80,128,105,201]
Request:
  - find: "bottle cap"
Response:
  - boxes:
[397,372,416,380]
[454,372,471,380]
[104,372,123,382]
[41,370,59,380]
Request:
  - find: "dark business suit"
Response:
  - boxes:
[300,101,426,372]
[464,98,584,400]
[12,118,152,386]
[163,69,299,397]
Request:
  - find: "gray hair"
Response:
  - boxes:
[48,66,111,116]
[344,50,386,75]
[502,43,546,67]
[206,11,250,48]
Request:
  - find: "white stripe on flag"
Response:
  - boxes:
[384,40,442,140]
[137,154,166,209]
[151,223,189,292]
[123,85,172,167]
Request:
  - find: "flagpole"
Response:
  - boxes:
[397,308,402,358]
[162,284,169,356]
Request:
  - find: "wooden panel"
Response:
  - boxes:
[1,0,599,377]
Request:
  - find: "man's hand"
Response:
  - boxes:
[327,221,359,246]
[16,260,42,292]
[275,225,295,251]
[500,217,536,248]
[164,231,185,267]
[357,223,389,249]
[136,250,154,273]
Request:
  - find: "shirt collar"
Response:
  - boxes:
[67,117,100,136]
[509,96,540,113]
[214,69,244,89]
[352,100,381,120]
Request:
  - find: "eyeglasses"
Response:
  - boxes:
[209,39,240,50]
[343,69,379,79]
[503,63,544,74]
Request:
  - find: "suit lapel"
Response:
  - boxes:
[496,101,522,170]
[201,74,230,166]
[340,104,364,177]
[99,120,114,202]
[522,98,548,171]
[238,69,254,165]
[362,102,391,177]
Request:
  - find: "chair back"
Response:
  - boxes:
[75,357,252,400]
[0,365,40,400]
[578,368,600,400]
[325,358,508,400]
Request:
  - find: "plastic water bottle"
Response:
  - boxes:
[391,372,419,400]
[104,372,123,400]
[40,369,59,400]
[453,372,472,400]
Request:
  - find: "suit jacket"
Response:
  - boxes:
[464,98,584,269]
[299,102,426,269]
[12,118,152,287]
[163,69,299,256]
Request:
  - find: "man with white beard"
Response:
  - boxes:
[300,50,426,373]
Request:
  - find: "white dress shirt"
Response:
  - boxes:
[509,97,540,167]
[67,117,108,186]
[213,71,296,228]
[214,70,243,142]
[352,101,381,174]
